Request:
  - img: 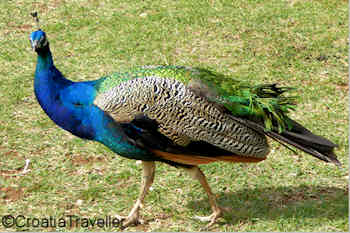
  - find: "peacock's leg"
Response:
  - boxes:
[116,161,155,227]
[184,166,225,228]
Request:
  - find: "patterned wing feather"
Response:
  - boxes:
[94,69,270,159]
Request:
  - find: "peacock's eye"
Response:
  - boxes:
[73,102,83,107]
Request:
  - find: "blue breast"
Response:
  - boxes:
[35,72,150,160]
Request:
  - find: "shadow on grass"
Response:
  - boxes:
[187,184,348,225]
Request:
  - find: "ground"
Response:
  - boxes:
[0,0,348,231]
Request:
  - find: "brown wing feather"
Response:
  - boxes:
[151,149,266,166]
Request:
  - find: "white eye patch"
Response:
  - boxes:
[39,36,48,47]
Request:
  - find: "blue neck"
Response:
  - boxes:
[34,44,94,139]
[34,44,72,89]
[33,44,150,159]
[35,46,54,73]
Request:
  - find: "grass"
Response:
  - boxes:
[0,0,348,231]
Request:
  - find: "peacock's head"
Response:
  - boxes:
[30,29,48,52]
[29,12,48,52]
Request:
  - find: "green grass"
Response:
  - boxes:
[0,0,348,231]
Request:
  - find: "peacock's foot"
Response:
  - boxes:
[194,211,221,229]
[194,206,230,229]
[115,211,144,228]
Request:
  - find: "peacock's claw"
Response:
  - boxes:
[194,206,230,229]
[194,211,221,229]
[115,212,144,228]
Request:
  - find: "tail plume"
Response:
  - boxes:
[229,116,341,166]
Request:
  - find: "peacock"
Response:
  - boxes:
[29,13,340,228]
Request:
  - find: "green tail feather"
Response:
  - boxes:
[191,68,298,133]
[216,84,297,133]
[222,84,296,132]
